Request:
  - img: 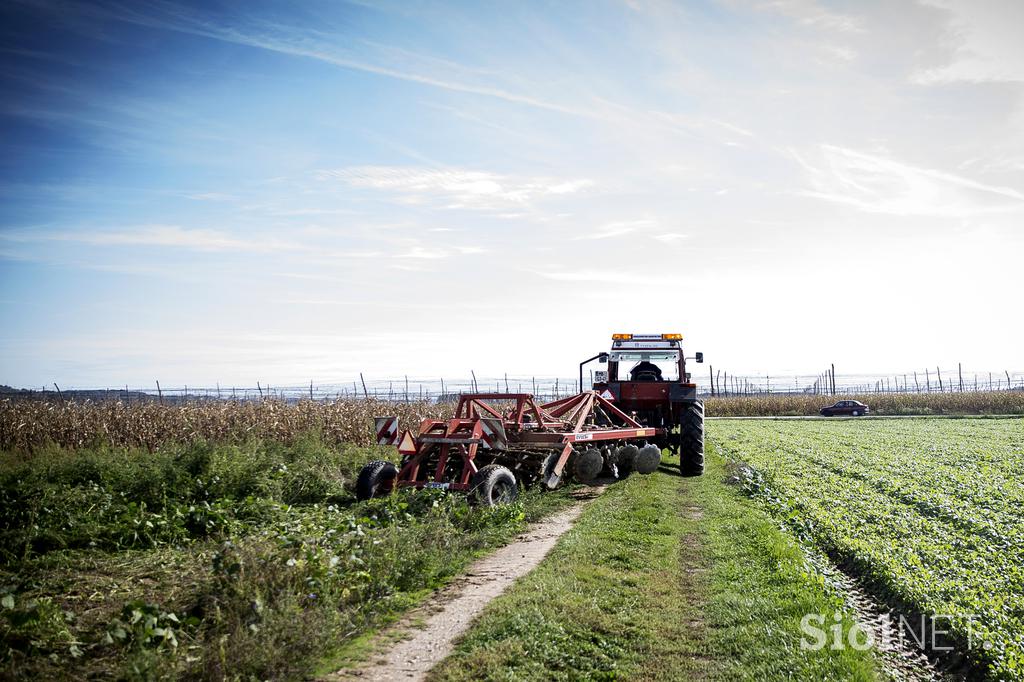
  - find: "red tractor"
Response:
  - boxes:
[584,333,705,476]
[357,332,704,506]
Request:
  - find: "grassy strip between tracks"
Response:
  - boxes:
[428,449,879,681]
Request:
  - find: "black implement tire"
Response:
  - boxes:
[678,401,705,477]
[471,464,519,506]
[356,460,398,501]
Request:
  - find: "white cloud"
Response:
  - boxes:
[390,246,446,259]
[538,269,684,285]
[793,145,1024,216]
[3,225,302,252]
[755,0,863,32]
[318,166,593,210]
[914,0,1024,84]
[85,2,594,119]
[186,192,238,201]
[574,219,659,241]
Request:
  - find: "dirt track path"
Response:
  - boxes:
[328,490,601,681]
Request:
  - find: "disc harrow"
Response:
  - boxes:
[361,391,665,505]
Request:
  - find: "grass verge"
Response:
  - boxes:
[428,450,879,681]
[0,436,572,680]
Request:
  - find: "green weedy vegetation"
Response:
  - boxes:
[429,452,878,681]
[710,417,1024,680]
[0,434,569,679]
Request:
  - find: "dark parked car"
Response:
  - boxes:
[819,400,869,417]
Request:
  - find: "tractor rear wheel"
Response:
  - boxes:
[356,460,399,501]
[678,401,705,477]
[471,464,519,506]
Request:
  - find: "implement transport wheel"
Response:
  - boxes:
[356,460,399,501]
[472,464,519,506]
[678,401,705,477]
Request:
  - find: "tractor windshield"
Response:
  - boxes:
[611,351,680,382]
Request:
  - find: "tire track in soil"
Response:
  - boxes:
[326,484,608,682]
[725,459,963,681]
[823,559,951,682]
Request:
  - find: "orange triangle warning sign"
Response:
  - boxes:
[396,430,417,455]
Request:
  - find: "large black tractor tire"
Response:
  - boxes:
[471,464,519,506]
[356,460,399,501]
[678,401,705,477]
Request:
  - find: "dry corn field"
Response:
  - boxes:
[2,390,1022,453]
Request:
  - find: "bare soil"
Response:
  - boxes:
[327,486,604,681]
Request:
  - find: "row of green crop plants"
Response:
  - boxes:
[0,434,562,679]
[709,418,1024,680]
[705,389,1024,416]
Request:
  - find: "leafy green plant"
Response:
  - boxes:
[1,591,77,662]
[712,418,1024,679]
[105,601,183,651]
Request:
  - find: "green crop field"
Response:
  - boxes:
[710,417,1024,679]
[4,401,1023,680]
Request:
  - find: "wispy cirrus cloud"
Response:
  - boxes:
[186,192,239,202]
[574,219,658,240]
[56,0,594,119]
[756,0,863,32]
[537,268,685,286]
[793,145,1024,216]
[2,225,298,252]
[3,225,490,264]
[317,166,593,210]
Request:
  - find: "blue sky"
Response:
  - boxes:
[1,0,1022,388]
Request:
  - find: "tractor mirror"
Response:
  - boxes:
[695,352,704,363]
[599,353,609,363]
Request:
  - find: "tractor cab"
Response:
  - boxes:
[608,333,686,383]
[584,334,704,446]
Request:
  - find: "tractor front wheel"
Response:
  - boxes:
[678,401,705,477]
[356,460,399,501]
[471,464,519,506]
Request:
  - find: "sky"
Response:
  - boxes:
[1,0,1023,389]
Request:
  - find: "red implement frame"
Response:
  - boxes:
[390,391,661,491]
